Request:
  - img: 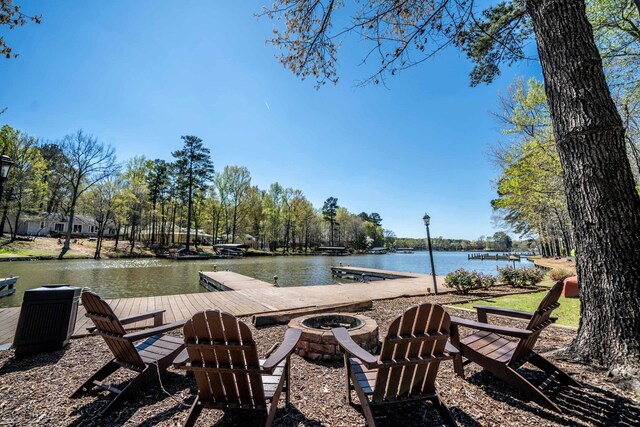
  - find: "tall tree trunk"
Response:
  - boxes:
[193,202,200,246]
[186,172,193,251]
[223,205,230,243]
[151,199,157,244]
[160,202,165,246]
[527,0,640,373]
[329,218,334,246]
[213,208,220,246]
[171,203,177,244]
[94,221,105,259]
[11,201,22,241]
[59,187,78,259]
[231,205,238,243]
[115,224,121,248]
[305,223,309,253]
[554,208,572,255]
[130,223,136,256]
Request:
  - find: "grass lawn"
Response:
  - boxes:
[452,290,581,327]
[0,237,154,259]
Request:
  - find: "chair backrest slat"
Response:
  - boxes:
[511,282,563,365]
[372,316,399,401]
[183,310,266,408]
[408,304,433,395]
[381,305,418,400]
[421,306,449,395]
[373,303,451,402]
[221,311,253,407]
[82,291,145,369]
[184,312,221,403]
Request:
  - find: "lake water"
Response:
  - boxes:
[0,251,533,307]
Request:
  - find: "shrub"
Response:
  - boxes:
[549,268,573,282]
[523,268,545,286]
[445,269,476,294]
[498,267,545,287]
[477,272,497,289]
[445,269,496,294]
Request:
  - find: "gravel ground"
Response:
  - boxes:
[1,291,638,427]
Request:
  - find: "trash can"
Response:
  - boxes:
[13,284,81,357]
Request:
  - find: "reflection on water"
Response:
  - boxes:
[0,252,533,307]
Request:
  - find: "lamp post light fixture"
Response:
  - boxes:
[0,155,15,181]
[423,213,438,295]
[0,154,15,238]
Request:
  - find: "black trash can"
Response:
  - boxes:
[13,284,81,357]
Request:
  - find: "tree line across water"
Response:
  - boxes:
[0,126,399,258]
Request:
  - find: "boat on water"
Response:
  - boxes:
[397,247,414,254]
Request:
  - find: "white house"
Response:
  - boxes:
[4,212,117,237]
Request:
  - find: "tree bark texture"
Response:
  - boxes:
[59,187,78,259]
[527,0,640,372]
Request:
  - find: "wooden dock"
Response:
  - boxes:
[0,267,450,347]
[468,253,525,261]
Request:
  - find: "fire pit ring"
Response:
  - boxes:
[288,313,378,361]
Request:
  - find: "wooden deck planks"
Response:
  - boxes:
[0,267,450,346]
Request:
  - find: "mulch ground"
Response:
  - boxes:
[1,292,638,427]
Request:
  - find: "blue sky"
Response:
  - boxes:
[0,1,541,240]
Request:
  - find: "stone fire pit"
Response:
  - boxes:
[288,313,379,361]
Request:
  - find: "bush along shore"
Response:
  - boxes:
[0,292,638,426]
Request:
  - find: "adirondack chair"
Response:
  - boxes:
[70,290,185,414]
[332,303,458,427]
[174,309,302,427]
[449,281,581,412]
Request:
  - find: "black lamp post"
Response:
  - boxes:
[0,154,15,237]
[423,213,438,295]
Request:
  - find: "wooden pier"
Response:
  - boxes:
[0,267,450,347]
[468,253,527,261]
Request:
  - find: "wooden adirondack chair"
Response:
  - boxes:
[70,290,185,414]
[332,303,458,427]
[450,281,581,412]
[174,309,302,427]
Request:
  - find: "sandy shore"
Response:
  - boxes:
[0,294,638,426]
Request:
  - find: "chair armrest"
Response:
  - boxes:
[332,327,378,369]
[86,309,168,333]
[120,309,165,326]
[445,341,460,356]
[475,306,558,324]
[123,319,187,341]
[262,328,302,372]
[475,306,535,321]
[450,316,533,339]
[172,348,189,368]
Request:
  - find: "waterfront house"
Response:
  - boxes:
[3,212,117,237]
